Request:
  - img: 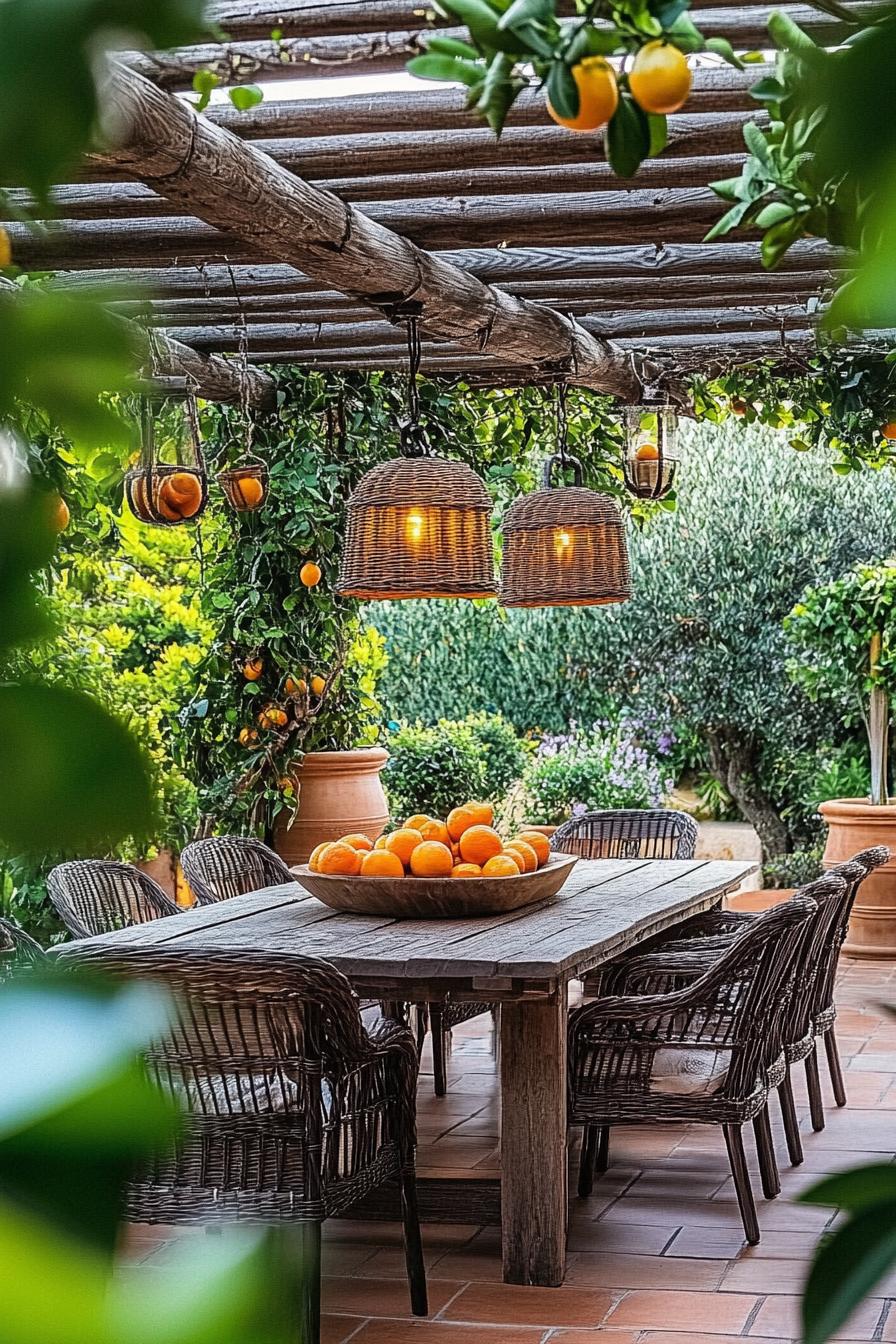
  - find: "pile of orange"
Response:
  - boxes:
[308,803,552,880]
[157,471,203,521]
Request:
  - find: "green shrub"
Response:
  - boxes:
[383,722,486,822]
[447,712,529,801]
[762,846,824,890]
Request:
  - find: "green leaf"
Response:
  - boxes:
[755,201,796,229]
[800,1165,896,1211]
[761,213,805,268]
[565,25,620,61]
[768,10,826,65]
[711,175,746,202]
[426,35,481,58]
[474,50,523,134]
[743,120,773,169]
[439,0,530,52]
[228,83,264,111]
[191,68,220,111]
[0,684,155,854]
[750,74,786,103]
[606,93,651,179]
[546,60,579,120]
[704,197,755,241]
[803,1203,896,1344]
[498,0,553,28]
[407,52,485,86]
[704,36,743,68]
[648,113,668,158]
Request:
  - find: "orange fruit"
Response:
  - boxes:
[882,421,896,440]
[340,833,374,852]
[518,831,551,867]
[310,675,326,696]
[629,40,692,115]
[308,842,331,872]
[243,657,264,681]
[318,842,362,876]
[466,802,494,827]
[404,814,432,833]
[409,841,454,877]
[547,56,619,132]
[300,561,322,587]
[285,675,307,696]
[418,818,451,845]
[506,839,539,874]
[447,805,478,841]
[360,849,405,878]
[258,703,288,729]
[0,226,11,268]
[635,442,660,461]
[384,827,424,867]
[234,475,264,509]
[238,726,258,747]
[459,825,504,866]
[481,855,521,878]
[500,849,525,873]
[374,835,389,850]
[51,496,70,532]
[159,470,203,520]
[452,863,483,879]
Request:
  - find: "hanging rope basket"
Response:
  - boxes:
[217,460,269,513]
[337,317,497,601]
[623,402,678,501]
[124,378,208,528]
[501,453,631,608]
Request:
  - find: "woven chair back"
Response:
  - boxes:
[47,860,179,939]
[180,836,298,907]
[552,808,698,861]
[0,916,47,981]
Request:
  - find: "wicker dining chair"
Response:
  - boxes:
[551,808,699,861]
[569,890,820,1244]
[0,915,47,981]
[180,836,299,907]
[64,944,428,1341]
[611,847,889,1160]
[47,860,180,940]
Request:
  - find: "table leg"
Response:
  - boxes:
[500,983,568,1286]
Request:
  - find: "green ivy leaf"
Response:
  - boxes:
[228,84,264,111]
[606,93,651,179]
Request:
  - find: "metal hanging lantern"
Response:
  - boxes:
[623,398,678,501]
[500,387,631,609]
[338,319,497,601]
[124,377,209,527]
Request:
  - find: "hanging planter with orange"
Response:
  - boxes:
[623,397,679,501]
[124,378,209,528]
[217,459,269,513]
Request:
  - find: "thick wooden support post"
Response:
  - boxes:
[92,62,668,402]
[500,983,568,1286]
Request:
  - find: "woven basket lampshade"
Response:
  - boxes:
[124,378,209,528]
[501,454,631,608]
[338,454,497,600]
[624,402,679,500]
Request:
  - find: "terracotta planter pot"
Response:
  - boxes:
[819,798,896,957]
[137,849,194,908]
[274,747,390,867]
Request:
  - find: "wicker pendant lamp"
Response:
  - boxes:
[623,396,679,501]
[338,319,497,601]
[124,376,209,528]
[501,386,631,609]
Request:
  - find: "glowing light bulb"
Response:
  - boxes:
[554,528,573,562]
[406,510,425,547]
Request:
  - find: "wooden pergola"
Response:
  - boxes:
[6,0,877,406]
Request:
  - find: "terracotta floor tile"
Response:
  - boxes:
[663,1227,751,1261]
[718,1257,809,1293]
[440,1284,616,1328]
[566,1220,680,1256]
[321,1316,366,1344]
[321,1276,464,1319]
[604,1288,757,1332]
[749,1294,888,1339]
[348,1324,545,1343]
[636,1335,785,1344]
[565,1252,726,1291]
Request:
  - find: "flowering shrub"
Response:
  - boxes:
[523,714,676,827]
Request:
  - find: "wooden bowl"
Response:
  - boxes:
[293,852,579,919]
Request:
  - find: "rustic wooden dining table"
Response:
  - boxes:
[59,856,755,1287]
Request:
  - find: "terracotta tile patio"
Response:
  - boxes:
[126,954,896,1344]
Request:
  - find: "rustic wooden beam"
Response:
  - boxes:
[128,7,882,90]
[84,63,674,401]
[0,275,275,408]
[6,186,748,266]
[48,243,840,299]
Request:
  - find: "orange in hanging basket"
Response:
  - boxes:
[125,464,208,528]
[218,464,269,513]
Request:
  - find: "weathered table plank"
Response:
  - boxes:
[57,858,756,1287]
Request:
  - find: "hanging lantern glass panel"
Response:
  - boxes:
[501,453,631,608]
[124,379,208,527]
[624,403,678,500]
[218,461,269,513]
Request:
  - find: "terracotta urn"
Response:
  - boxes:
[274,747,390,866]
[138,848,193,907]
[819,798,896,957]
